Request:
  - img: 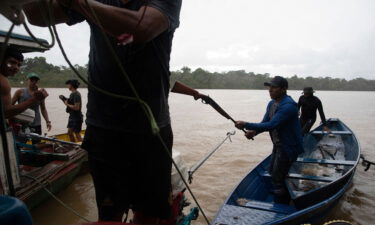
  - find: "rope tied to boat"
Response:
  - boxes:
[360,154,375,171]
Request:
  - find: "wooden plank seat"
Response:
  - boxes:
[311,131,352,135]
[296,158,356,166]
[238,199,297,214]
[261,172,335,183]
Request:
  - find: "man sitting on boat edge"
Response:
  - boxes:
[235,76,304,204]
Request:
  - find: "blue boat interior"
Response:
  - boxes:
[213,119,359,225]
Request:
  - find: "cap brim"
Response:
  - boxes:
[264,82,279,87]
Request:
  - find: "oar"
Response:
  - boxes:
[188,131,235,183]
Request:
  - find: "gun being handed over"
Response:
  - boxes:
[171,81,248,134]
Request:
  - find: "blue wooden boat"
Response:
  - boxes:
[213,118,360,225]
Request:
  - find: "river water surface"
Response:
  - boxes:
[19,88,374,225]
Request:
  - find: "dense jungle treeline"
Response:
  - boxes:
[8,57,375,91]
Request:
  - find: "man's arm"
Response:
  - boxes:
[23,1,70,26]
[0,78,43,118]
[317,99,327,125]
[40,100,52,131]
[11,89,22,105]
[297,96,302,112]
[67,0,168,43]
[25,0,169,43]
[245,103,297,132]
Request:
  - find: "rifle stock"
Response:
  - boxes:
[171,81,201,100]
[171,81,248,135]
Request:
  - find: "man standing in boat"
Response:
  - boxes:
[235,76,303,203]
[12,73,52,137]
[298,87,328,135]
[24,0,181,223]
[0,48,48,119]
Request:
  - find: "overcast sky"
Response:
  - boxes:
[1,0,375,80]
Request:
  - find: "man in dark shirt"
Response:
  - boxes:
[63,79,83,142]
[298,87,328,135]
[24,1,182,223]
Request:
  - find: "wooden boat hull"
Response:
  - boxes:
[19,155,87,210]
[1,131,87,210]
[213,118,359,225]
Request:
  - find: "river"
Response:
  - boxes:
[18,88,374,225]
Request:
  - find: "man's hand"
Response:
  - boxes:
[245,130,256,140]
[323,125,330,132]
[46,121,52,131]
[33,89,49,101]
[235,121,247,130]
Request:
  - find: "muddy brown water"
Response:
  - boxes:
[14,88,374,225]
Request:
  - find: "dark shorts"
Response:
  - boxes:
[81,124,173,220]
[29,125,42,135]
[29,125,42,144]
[67,117,83,133]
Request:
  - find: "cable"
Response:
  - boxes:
[22,0,55,49]
[0,24,15,67]
[22,174,92,222]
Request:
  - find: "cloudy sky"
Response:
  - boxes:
[1,0,375,79]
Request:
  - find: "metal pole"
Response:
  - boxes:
[0,92,16,196]
[188,131,235,183]
[24,133,81,146]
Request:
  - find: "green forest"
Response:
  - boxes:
[9,56,375,91]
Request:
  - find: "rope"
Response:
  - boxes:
[0,23,15,66]
[22,174,92,222]
[22,0,55,49]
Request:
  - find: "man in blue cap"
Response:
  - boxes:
[12,72,52,136]
[235,76,303,203]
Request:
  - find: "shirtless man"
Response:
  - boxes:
[0,48,48,119]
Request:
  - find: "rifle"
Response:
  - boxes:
[171,81,247,134]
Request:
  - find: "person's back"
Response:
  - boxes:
[23,1,182,222]
[65,0,181,133]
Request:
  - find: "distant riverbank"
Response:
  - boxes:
[9,56,375,91]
